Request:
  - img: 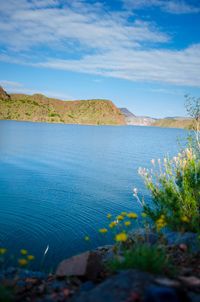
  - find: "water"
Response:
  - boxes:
[0,121,187,269]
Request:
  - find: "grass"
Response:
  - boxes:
[108,244,174,275]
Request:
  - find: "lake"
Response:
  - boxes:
[0,121,187,269]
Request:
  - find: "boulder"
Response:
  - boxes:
[56,251,102,280]
[72,270,154,302]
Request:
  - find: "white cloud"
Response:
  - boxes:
[0,0,199,88]
[0,80,71,99]
[34,44,200,87]
[123,0,200,14]
[0,80,23,88]
[0,0,169,51]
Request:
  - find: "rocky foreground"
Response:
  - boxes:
[0,232,200,302]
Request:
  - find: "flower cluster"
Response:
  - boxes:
[0,247,35,267]
[136,147,200,233]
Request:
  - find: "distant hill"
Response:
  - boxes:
[119,108,156,126]
[119,108,136,118]
[152,118,193,129]
[0,87,125,125]
[119,107,192,129]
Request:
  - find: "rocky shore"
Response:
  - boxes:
[0,231,200,302]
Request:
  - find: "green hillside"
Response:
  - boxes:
[0,88,125,125]
[152,118,193,129]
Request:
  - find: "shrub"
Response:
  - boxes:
[136,97,200,234]
[138,148,200,233]
[108,244,173,275]
[185,95,200,156]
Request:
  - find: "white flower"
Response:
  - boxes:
[133,188,138,195]
[151,159,155,165]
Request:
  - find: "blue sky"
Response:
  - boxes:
[0,0,200,118]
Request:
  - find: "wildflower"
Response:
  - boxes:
[99,228,108,234]
[20,249,28,255]
[133,188,138,195]
[0,248,7,255]
[115,232,128,242]
[18,258,28,266]
[109,221,117,228]
[27,255,35,261]
[127,212,138,219]
[124,221,131,227]
[151,159,155,165]
[156,215,166,231]
[107,214,112,219]
[116,215,124,221]
[181,216,189,223]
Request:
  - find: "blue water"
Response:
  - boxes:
[0,121,187,269]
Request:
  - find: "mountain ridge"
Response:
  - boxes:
[0,87,125,125]
[0,87,193,128]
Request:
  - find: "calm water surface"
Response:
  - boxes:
[0,121,187,269]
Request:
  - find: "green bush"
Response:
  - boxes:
[108,244,173,275]
[138,148,200,233]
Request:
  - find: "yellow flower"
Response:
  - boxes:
[0,248,7,255]
[27,255,35,261]
[20,249,28,255]
[99,228,108,234]
[156,216,167,231]
[109,221,117,228]
[127,212,138,219]
[181,216,189,223]
[116,215,124,221]
[124,221,131,227]
[141,212,147,218]
[84,236,90,241]
[107,214,112,219]
[18,258,28,266]
[121,212,127,216]
[115,232,128,242]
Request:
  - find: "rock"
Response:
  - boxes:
[129,228,159,245]
[72,270,153,302]
[79,281,95,292]
[0,86,10,101]
[56,251,102,280]
[179,244,188,252]
[179,276,200,288]
[144,285,190,302]
[165,232,199,253]
[154,278,181,288]
[51,280,65,292]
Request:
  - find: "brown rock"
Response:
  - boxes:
[0,86,10,100]
[56,251,102,280]
[179,276,200,288]
[154,278,181,288]
[179,243,188,252]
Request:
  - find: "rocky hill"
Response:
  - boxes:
[0,87,125,125]
[119,108,156,126]
[119,107,193,129]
